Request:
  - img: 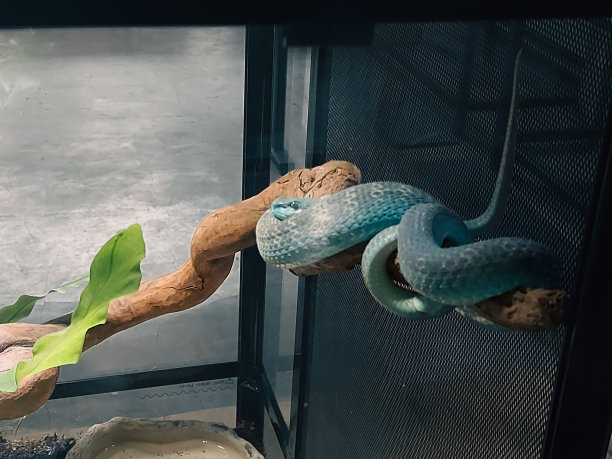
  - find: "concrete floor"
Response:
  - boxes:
[0,26,247,431]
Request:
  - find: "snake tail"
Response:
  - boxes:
[465,48,523,237]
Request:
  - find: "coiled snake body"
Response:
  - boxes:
[256,51,562,327]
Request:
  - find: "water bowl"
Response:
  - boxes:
[66,417,264,458]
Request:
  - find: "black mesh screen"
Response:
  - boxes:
[302,20,612,458]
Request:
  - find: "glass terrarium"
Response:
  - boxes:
[1,11,612,459]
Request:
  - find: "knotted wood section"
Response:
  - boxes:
[0,160,565,420]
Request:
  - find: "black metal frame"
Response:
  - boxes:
[51,362,238,399]
[4,14,612,459]
[3,0,612,27]
[290,46,333,459]
[542,79,612,459]
[237,24,275,449]
[242,27,365,458]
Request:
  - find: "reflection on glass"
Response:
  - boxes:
[0,26,245,378]
[263,45,313,425]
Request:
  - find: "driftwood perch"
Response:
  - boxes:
[0,160,361,419]
[0,160,565,420]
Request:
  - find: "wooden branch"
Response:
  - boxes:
[0,160,361,419]
[296,246,566,331]
[0,323,64,419]
[384,249,565,330]
[472,288,565,332]
[0,159,565,419]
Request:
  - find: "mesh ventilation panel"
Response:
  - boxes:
[302,19,612,458]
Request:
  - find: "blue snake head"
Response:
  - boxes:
[271,197,317,221]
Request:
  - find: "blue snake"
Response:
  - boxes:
[255,50,562,329]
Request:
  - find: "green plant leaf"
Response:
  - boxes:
[0,224,145,393]
[0,274,90,324]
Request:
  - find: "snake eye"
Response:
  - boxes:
[290,201,299,209]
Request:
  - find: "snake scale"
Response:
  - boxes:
[255,50,562,328]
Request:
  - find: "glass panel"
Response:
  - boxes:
[0,378,237,438]
[0,26,245,379]
[263,406,286,459]
[263,45,312,426]
[283,47,311,170]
